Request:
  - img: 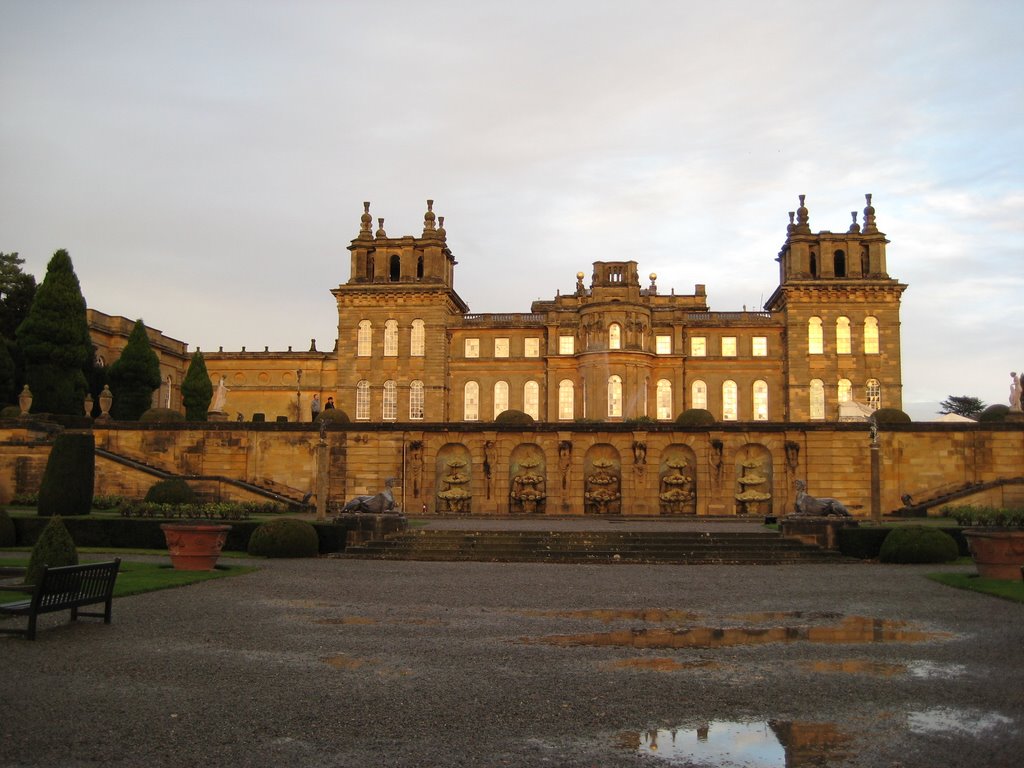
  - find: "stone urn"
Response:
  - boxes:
[963,529,1024,581]
[160,523,232,571]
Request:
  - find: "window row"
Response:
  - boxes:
[356,319,426,357]
[463,380,541,420]
[355,380,425,420]
[807,316,879,355]
[688,336,768,358]
[464,337,541,359]
[809,378,881,419]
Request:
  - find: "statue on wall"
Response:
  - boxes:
[341,477,398,514]
[793,479,850,517]
[483,440,495,499]
[210,377,229,412]
[409,441,423,497]
[1010,372,1022,412]
[558,441,572,490]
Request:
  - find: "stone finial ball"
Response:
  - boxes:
[576,272,585,280]
[649,273,657,281]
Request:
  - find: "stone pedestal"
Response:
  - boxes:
[780,517,859,551]
[207,410,228,422]
[315,442,329,522]
[334,513,408,549]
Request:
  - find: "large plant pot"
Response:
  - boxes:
[963,529,1024,581]
[161,524,232,571]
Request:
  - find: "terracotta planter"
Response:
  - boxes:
[161,524,232,571]
[963,529,1024,581]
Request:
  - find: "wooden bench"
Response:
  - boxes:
[0,559,121,640]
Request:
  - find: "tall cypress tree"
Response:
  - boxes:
[107,319,161,420]
[15,249,91,415]
[181,350,213,420]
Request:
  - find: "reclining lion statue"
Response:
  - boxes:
[793,479,850,517]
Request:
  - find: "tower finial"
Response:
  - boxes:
[359,202,373,239]
[787,211,796,236]
[796,195,811,233]
[863,193,877,234]
[437,215,446,240]
[423,199,437,236]
[849,211,861,234]
[376,217,387,238]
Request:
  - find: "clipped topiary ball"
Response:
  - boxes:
[0,508,15,547]
[978,404,1010,423]
[247,518,319,558]
[676,409,716,427]
[140,408,186,423]
[38,432,95,517]
[872,408,912,425]
[494,409,535,426]
[0,405,20,418]
[26,515,78,585]
[144,478,198,505]
[316,409,351,424]
[878,526,959,564]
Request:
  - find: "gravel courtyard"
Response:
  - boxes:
[2,555,1022,768]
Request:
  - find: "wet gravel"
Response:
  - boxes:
[2,556,1022,767]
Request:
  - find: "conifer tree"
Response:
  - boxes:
[26,515,79,585]
[15,249,91,414]
[107,319,162,420]
[181,349,213,420]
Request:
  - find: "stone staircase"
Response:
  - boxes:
[342,528,849,565]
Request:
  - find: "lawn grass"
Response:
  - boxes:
[926,572,1024,603]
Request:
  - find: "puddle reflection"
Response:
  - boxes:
[908,707,1013,736]
[605,657,719,672]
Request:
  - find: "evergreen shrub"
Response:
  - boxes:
[978,404,1010,423]
[494,409,535,426]
[0,405,20,418]
[181,350,213,421]
[107,319,162,420]
[0,508,16,546]
[144,478,198,505]
[316,409,350,424]
[676,408,716,427]
[247,518,319,558]
[878,526,959,564]
[38,432,95,517]
[25,515,78,585]
[139,408,185,423]
[872,408,912,424]
[837,527,892,559]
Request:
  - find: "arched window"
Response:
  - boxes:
[864,317,879,354]
[834,249,846,277]
[810,252,818,278]
[691,380,707,410]
[493,380,509,419]
[808,317,823,355]
[722,380,738,421]
[409,380,424,420]
[866,379,881,411]
[860,248,869,275]
[838,378,852,403]
[609,323,621,350]
[607,375,623,418]
[410,319,425,357]
[382,380,397,420]
[389,254,400,281]
[463,381,479,421]
[365,254,374,281]
[355,380,370,421]
[752,380,768,420]
[558,380,574,420]
[809,379,825,420]
[524,380,539,420]
[416,255,424,280]
[356,320,372,357]
[836,316,851,355]
[656,379,672,420]
[383,320,398,357]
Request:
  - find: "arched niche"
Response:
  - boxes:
[735,443,773,516]
[508,443,546,515]
[659,444,698,516]
[436,443,472,514]
[583,443,621,515]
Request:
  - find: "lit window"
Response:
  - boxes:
[866,379,881,411]
[493,380,509,419]
[722,380,738,421]
[465,338,479,358]
[810,379,825,420]
[691,380,707,410]
[864,317,879,354]
[357,321,372,357]
[409,380,424,420]
[609,323,621,350]
[355,380,370,420]
[808,317,823,355]
[722,337,737,357]
[384,320,398,357]
[464,381,479,420]
[836,317,851,355]
[656,379,672,420]
[558,380,574,420]
[494,338,509,358]
[690,337,706,357]
[752,337,767,357]
[656,335,671,354]
[524,381,539,420]
[753,380,768,421]
[559,335,575,355]
[525,338,540,358]
[410,320,425,357]
[838,379,852,403]
[608,375,622,418]
[382,380,397,420]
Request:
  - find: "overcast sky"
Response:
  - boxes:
[2,1,1021,414]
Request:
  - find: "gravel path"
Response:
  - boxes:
[2,554,1021,767]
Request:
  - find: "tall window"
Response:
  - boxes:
[691,380,707,410]
[866,379,881,411]
[836,317,851,355]
[524,381,539,420]
[558,380,574,420]
[808,317,823,355]
[382,380,397,420]
[410,319,425,357]
[493,380,509,419]
[609,323,621,350]
[357,320,372,357]
[559,335,574,355]
[752,336,768,356]
[465,338,479,358]
[809,379,825,420]
[838,378,852,403]
[384,320,398,357]
[690,337,707,356]
[464,381,479,421]
[389,254,400,281]
[834,249,846,277]
[355,380,370,420]
[864,317,879,354]
[656,335,671,354]
[656,379,672,420]
[722,380,738,421]
[525,338,540,358]
[721,337,737,357]
[752,380,768,421]
[607,375,622,418]
[494,338,509,358]
[409,380,424,420]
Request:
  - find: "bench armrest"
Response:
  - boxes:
[0,583,35,593]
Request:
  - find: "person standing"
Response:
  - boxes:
[311,393,322,421]
[324,396,335,410]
